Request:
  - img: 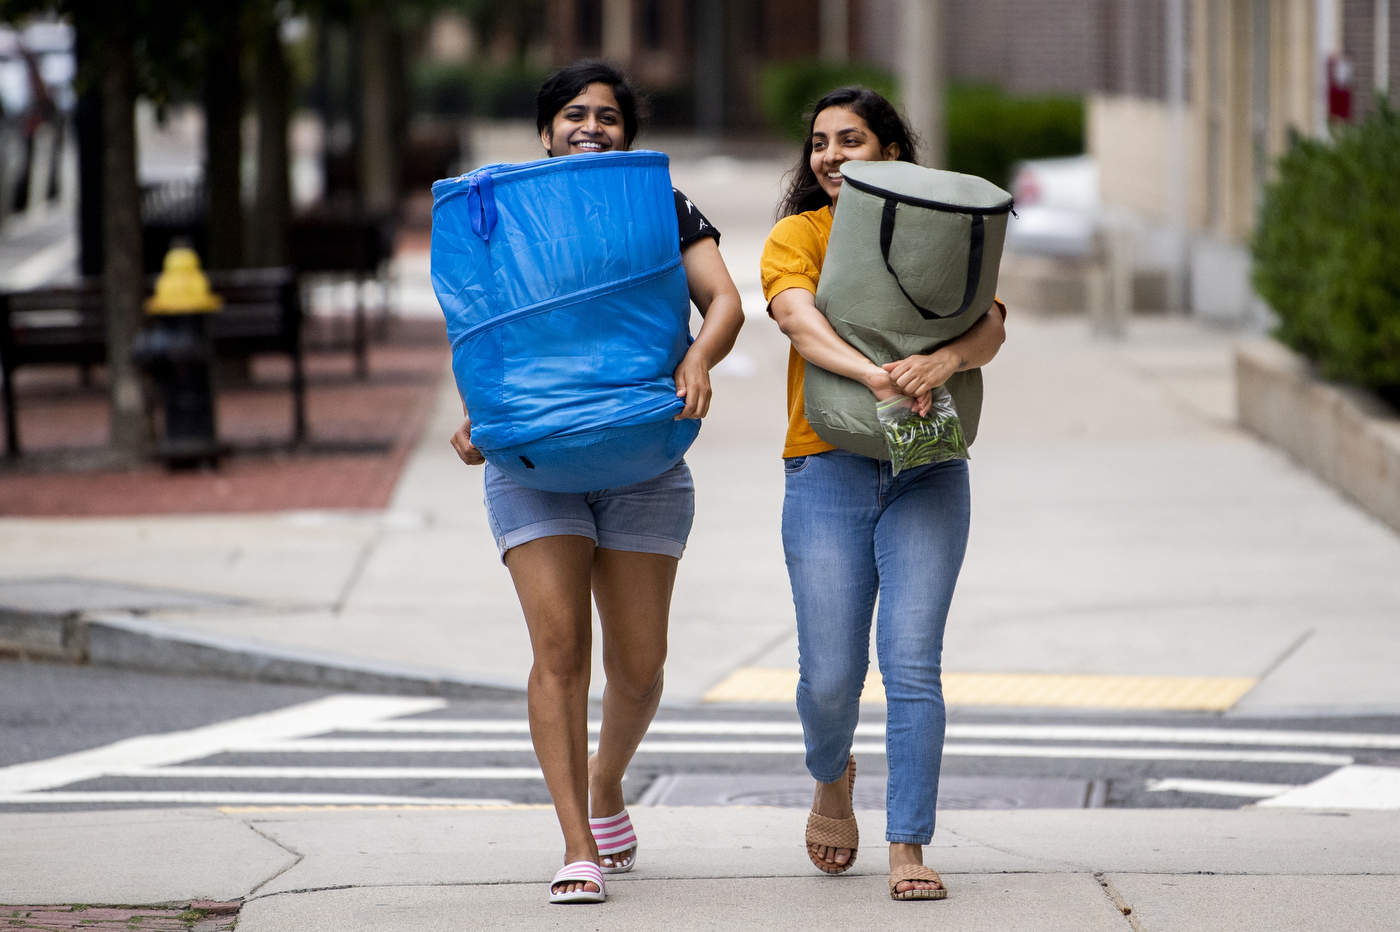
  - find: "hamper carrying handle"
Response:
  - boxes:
[879,197,983,321]
[466,170,497,241]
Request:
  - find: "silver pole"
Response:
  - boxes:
[899,0,944,168]
[1316,0,1338,138]
[1377,0,1392,95]
[1165,0,1186,314]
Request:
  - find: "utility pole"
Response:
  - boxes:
[820,0,848,63]
[899,0,944,168]
[1376,0,1391,97]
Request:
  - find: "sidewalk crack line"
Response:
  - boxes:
[244,823,306,897]
[1096,872,1144,931]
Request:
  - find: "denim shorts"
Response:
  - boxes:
[483,459,695,561]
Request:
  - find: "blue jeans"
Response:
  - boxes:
[782,449,970,845]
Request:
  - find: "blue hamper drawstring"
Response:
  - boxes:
[466,171,498,241]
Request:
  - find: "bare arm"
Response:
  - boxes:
[672,237,745,420]
[883,303,1007,397]
[768,286,902,398]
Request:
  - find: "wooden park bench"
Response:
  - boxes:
[0,267,305,457]
[288,210,396,381]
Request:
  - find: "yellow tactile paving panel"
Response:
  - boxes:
[701,668,1257,711]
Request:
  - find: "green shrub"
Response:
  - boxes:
[946,83,1083,187]
[414,61,547,119]
[759,59,899,141]
[1253,104,1400,392]
[758,67,1082,188]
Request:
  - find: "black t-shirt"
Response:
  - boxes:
[674,188,720,249]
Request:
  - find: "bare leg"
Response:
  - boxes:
[588,548,677,868]
[809,774,855,869]
[505,535,599,895]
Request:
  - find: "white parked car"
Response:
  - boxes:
[1004,155,1100,258]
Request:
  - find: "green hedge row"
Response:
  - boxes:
[1253,104,1400,395]
[758,61,1084,187]
[946,83,1083,187]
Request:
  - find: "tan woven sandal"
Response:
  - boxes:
[805,755,858,875]
[889,864,948,901]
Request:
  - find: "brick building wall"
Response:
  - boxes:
[861,0,1177,100]
[1342,0,1399,118]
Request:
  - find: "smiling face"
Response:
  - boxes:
[541,82,627,157]
[810,106,901,205]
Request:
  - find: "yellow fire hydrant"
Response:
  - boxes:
[131,246,225,466]
[145,246,224,315]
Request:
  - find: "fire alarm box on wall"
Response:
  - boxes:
[1328,54,1354,122]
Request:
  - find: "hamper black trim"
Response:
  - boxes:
[843,174,1014,215]
[878,198,987,321]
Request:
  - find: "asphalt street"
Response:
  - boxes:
[5,661,1397,815]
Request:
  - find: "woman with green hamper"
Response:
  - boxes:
[760,86,1007,901]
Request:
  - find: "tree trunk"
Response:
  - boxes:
[102,38,152,459]
[249,17,291,267]
[205,6,244,269]
[358,2,396,216]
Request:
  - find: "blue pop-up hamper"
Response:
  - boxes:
[432,151,699,493]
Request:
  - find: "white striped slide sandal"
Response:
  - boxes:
[548,860,606,904]
[590,809,639,874]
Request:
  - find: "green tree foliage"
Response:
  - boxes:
[1253,104,1400,391]
[0,0,200,97]
[945,83,1083,187]
[414,59,544,117]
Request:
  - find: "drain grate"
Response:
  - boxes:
[638,773,1106,810]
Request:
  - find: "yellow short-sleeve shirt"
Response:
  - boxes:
[760,205,1007,459]
[760,208,838,458]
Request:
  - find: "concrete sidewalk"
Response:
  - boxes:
[4,154,1400,714]
[3,803,1397,930]
[5,313,1400,713]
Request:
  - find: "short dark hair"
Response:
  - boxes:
[536,60,643,149]
[776,86,920,219]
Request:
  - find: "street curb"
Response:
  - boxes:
[1,609,524,700]
[1237,339,1400,535]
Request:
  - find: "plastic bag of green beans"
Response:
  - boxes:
[876,387,970,475]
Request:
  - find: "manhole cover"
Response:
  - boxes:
[638,773,1105,809]
[0,577,242,616]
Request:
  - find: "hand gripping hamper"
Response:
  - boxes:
[807,160,1013,459]
[432,151,699,492]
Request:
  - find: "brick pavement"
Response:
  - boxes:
[2,902,238,932]
[0,323,449,518]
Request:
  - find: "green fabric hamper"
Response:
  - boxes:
[807,160,1013,459]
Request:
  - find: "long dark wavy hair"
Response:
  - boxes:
[536,60,644,149]
[776,86,920,219]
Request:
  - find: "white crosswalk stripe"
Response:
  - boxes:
[1,695,1396,809]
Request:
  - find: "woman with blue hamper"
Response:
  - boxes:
[446,61,744,904]
[762,87,1008,902]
